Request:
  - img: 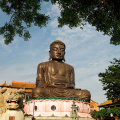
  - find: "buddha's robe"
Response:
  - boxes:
[32,60,91,101]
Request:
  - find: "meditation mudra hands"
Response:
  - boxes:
[37,81,75,89]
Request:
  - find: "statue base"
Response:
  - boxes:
[24,97,91,118]
[1,109,24,120]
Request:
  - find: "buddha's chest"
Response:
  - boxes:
[48,63,66,76]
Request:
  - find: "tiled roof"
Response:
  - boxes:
[25,90,32,93]
[11,81,36,89]
[98,100,112,107]
[90,100,98,104]
[0,81,9,87]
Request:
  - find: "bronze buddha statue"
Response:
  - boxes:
[32,40,91,101]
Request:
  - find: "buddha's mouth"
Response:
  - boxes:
[56,54,63,57]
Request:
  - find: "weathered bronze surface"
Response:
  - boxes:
[32,40,91,100]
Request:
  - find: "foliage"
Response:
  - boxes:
[91,107,120,119]
[65,114,69,117]
[0,0,120,45]
[99,58,120,102]
[55,0,120,45]
[32,117,36,120]
[24,113,29,116]
[100,109,110,118]
[91,110,97,118]
[91,110,101,119]
[110,107,120,117]
[0,0,50,45]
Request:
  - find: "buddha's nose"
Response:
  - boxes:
[57,49,61,53]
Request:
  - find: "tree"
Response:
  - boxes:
[98,58,120,102]
[56,0,120,45]
[0,0,50,45]
[91,107,120,119]
[0,0,120,45]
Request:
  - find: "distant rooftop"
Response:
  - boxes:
[11,81,36,89]
[0,81,9,87]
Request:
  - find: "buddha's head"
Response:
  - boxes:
[49,40,66,61]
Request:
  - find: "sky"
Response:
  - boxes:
[0,2,120,105]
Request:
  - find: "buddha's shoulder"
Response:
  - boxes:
[38,61,51,66]
[64,62,74,69]
[38,61,74,69]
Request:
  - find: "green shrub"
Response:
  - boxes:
[110,107,120,117]
[24,113,29,116]
[91,107,120,119]
[91,111,101,119]
[91,110,97,118]
[100,109,110,118]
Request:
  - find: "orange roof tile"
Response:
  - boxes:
[0,81,9,87]
[90,100,98,104]
[25,90,32,93]
[98,100,112,107]
[11,81,36,89]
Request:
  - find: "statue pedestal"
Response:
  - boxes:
[1,109,24,120]
[24,97,91,118]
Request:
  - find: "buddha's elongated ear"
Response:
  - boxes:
[49,51,52,61]
[63,52,65,62]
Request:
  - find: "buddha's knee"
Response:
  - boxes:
[32,87,42,98]
[82,89,91,100]
[76,89,91,100]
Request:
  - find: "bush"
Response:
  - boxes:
[110,107,120,117]
[100,109,110,118]
[24,113,29,116]
[91,107,120,119]
[91,110,101,119]
[91,110,97,118]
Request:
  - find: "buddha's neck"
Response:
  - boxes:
[52,59,63,63]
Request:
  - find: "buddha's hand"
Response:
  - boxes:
[66,84,75,88]
[55,83,74,88]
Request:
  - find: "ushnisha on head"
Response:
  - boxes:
[49,40,66,62]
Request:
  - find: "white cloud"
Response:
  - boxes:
[49,18,58,28]
[0,37,20,52]
[0,38,12,53]
[49,23,104,52]
[46,3,60,17]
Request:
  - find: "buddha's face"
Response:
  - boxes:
[49,44,65,60]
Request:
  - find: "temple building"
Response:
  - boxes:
[0,81,36,101]
[0,81,9,88]
[90,100,98,113]
[98,99,120,110]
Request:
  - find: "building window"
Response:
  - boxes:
[34,106,37,111]
[88,108,90,112]
[26,93,32,100]
[51,105,56,111]
[76,106,80,112]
